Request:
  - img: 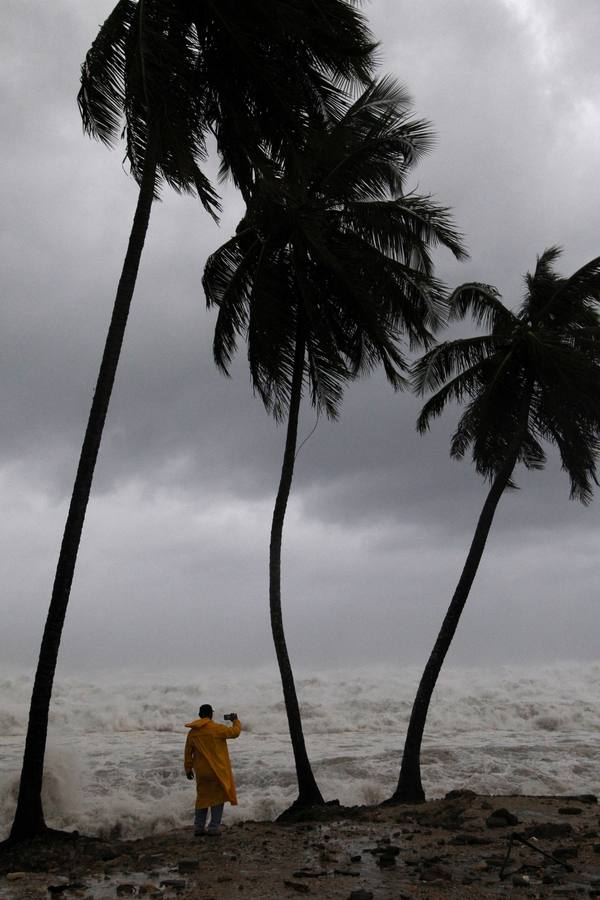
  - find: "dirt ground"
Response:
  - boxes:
[2,792,600,899]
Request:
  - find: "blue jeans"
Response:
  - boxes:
[194,803,224,832]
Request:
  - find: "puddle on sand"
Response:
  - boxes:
[3,868,187,900]
[73,868,192,899]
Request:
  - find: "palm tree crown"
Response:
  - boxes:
[414,247,600,502]
[78,0,377,197]
[204,77,467,417]
[79,0,220,209]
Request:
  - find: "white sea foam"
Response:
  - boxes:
[1,662,599,839]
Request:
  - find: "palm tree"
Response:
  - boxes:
[203,77,466,811]
[9,0,376,841]
[385,247,600,804]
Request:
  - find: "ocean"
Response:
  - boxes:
[2,662,600,840]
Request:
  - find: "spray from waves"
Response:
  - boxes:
[5,662,600,737]
[2,662,600,838]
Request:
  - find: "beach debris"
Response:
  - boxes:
[6,872,27,881]
[499,831,574,880]
[512,873,530,887]
[177,859,198,873]
[348,891,374,900]
[115,885,136,896]
[526,821,573,839]
[449,832,491,845]
[283,880,311,893]
[485,808,520,828]
[419,863,452,882]
[159,879,186,890]
[369,844,400,857]
[416,801,466,830]
[48,883,86,895]
[291,869,327,878]
[333,867,360,876]
[484,854,509,870]
[444,789,477,801]
[553,846,579,860]
[558,806,583,815]
[367,843,399,868]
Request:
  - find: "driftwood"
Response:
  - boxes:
[499,831,574,880]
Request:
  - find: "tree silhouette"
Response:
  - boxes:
[204,77,465,811]
[386,248,600,804]
[10,0,376,841]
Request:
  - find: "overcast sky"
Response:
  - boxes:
[1,0,600,677]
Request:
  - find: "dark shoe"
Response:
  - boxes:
[194,829,206,837]
[205,829,221,837]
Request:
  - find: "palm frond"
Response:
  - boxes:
[548,255,600,311]
[412,335,500,394]
[321,230,446,342]
[313,77,434,202]
[387,195,467,262]
[204,232,261,373]
[448,283,517,331]
[532,245,563,280]
[343,195,466,269]
[416,360,488,433]
[192,0,376,191]
[78,0,135,146]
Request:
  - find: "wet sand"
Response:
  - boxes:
[2,792,600,899]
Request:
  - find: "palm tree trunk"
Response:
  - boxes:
[386,422,529,805]
[270,322,325,812]
[9,132,159,842]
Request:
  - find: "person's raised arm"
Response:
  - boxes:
[213,715,242,739]
[226,716,241,739]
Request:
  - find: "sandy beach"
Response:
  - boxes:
[2,792,600,899]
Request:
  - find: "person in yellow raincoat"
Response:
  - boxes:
[184,703,241,835]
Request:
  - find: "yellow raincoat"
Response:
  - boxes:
[184,717,241,808]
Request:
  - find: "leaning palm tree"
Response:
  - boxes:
[204,77,466,811]
[385,247,600,804]
[10,0,376,841]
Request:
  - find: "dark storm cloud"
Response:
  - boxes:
[2,0,600,671]
[3,0,598,508]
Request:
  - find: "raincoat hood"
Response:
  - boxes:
[185,718,212,729]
